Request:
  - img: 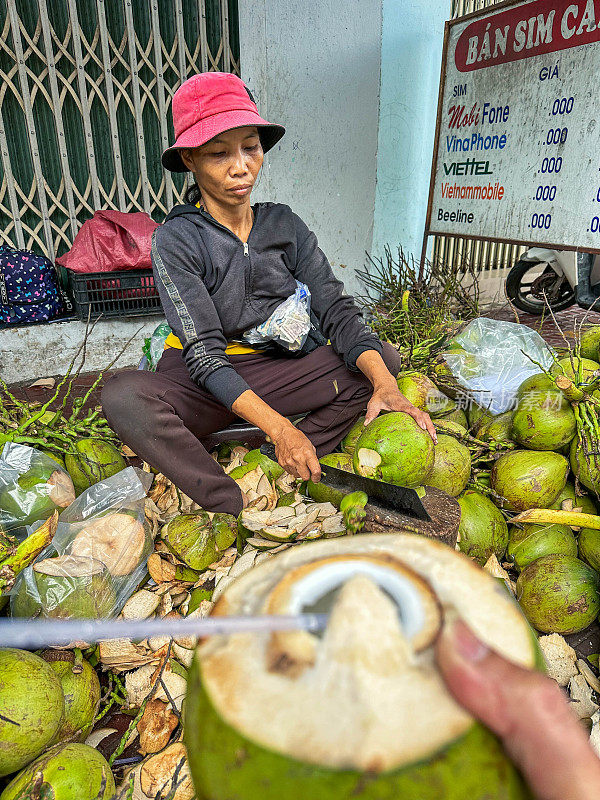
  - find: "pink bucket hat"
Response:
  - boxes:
[162,72,285,172]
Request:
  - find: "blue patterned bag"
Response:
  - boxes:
[0,245,64,325]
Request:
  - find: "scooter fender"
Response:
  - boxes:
[521,247,576,288]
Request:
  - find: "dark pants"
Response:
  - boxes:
[101,343,402,515]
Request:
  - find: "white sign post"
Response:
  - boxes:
[425,0,600,257]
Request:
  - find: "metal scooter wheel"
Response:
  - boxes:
[505,258,575,315]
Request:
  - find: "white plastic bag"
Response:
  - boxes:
[243,281,311,351]
[444,318,555,414]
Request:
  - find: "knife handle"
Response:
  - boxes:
[260,442,278,461]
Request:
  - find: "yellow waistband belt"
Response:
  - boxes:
[164,331,259,356]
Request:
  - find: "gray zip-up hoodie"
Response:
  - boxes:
[151,201,382,409]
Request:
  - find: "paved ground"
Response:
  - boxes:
[486,301,600,348]
[5,368,125,414]
[6,301,600,409]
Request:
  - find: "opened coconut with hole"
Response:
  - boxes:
[185,534,539,800]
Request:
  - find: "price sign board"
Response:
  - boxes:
[425,0,600,253]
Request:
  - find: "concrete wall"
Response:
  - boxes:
[373,0,450,262]
[1,316,163,385]
[240,0,450,282]
[239,0,383,295]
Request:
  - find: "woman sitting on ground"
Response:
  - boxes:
[102,71,435,514]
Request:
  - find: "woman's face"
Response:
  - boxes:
[180,126,263,208]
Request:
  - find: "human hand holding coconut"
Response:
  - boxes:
[356,350,437,441]
[437,619,600,800]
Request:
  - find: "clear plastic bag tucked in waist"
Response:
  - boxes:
[243,281,311,352]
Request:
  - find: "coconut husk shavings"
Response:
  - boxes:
[538,634,579,687]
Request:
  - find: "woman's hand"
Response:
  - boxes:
[355,350,437,443]
[231,390,322,482]
[365,378,437,443]
[272,425,322,482]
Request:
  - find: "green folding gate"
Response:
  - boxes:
[0,0,240,259]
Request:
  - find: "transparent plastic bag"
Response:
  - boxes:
[0,443,76,539]
[243,281,311,351]
[10,543,118,622]
[142,321,171,371]
[444,318,555,414]
[10,466,153,620]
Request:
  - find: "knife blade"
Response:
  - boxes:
[259,443,431,521]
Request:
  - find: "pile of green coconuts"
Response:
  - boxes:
[308,324,600,639]
[0,648,113,799]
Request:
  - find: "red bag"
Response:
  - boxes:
[56,210,159,273]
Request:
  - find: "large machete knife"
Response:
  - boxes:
[259,443,431,521]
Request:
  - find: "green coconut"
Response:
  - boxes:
[490,450,568,512]
[550,481,597,514]
[550,356,600,382]
[477,411,514,444]
[0,465,75,528]
[467,403,493,434]
[40,450,66,470]
[425,435,471,497]
[307,453,354,507]
[353,413,434,488]
[0,742,115,800]
[457,489,509,564]
[42,652,100,742]
[507,523,577,572]
[431,360,458,398]
[341,417,365,455]
[0,649,65,778]
[516,372,558,402]
[436,407,469,428]
[185,534,538,800]
[161,511,238,571]
[517,554,600,634]
[578,527,600,573]
[570,435,600,496]
[433,419,468,439]
[443,350,481,380]
[65,439,126,495]
[435,344,481,392]
[396,372,455,417]
[511,392,575,451]
[11,555,116,619]
[579,327,600,361]
[445,341,467,354]
[244,450,284,481]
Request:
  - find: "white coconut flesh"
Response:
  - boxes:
[200,534,536,773]
[355,448,382,476]
[70,513,146,576]
[34,555,106,578]
[47,471,76,507]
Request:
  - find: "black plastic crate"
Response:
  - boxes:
[65,268,162,320]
